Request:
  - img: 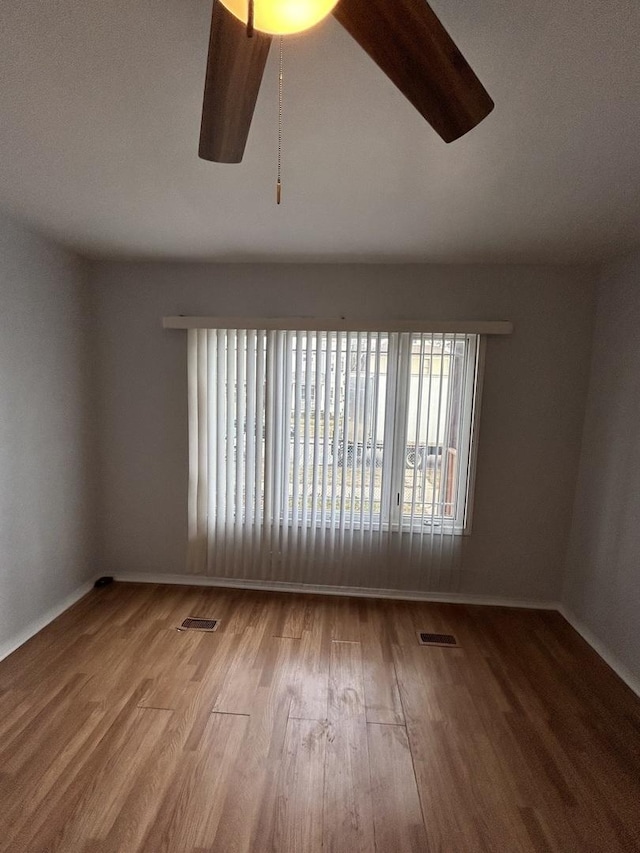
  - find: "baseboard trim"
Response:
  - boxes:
[113,571,557,611]
[557,604,640,700]
[0,578,96,664]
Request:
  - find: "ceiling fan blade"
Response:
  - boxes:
[332,0,494,142]
[199,1,272,163]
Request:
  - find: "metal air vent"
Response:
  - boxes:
[179,617,219,632]
[418,631,458,647]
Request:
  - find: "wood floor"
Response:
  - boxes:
[0,584,639,852]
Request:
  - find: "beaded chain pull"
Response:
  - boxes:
[277,36,283,204]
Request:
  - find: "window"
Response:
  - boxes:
[174,315,510,582]
[273,331,479,532]
[189,329,481,539]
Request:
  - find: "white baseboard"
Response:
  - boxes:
[557,604,640,699]
[113,571,557,611]
[0,578,96,664]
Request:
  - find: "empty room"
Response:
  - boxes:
[1,0,639,850]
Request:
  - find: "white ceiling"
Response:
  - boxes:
[0,0,638,262]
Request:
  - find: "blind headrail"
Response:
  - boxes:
[163,316,513,335]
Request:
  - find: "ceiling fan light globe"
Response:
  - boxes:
[218,0,339,35]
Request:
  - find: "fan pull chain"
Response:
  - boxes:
[277,36,283,204]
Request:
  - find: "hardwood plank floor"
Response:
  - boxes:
[368,722,427,852]
[0,582,639,852]
[324,640,375,853]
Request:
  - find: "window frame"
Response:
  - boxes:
[379,332,482,536]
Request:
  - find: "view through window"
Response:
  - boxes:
[216,330,480,533]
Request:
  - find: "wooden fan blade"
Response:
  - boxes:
[332,0,494,142]
[199,1,272,163]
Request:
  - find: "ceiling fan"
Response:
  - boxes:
[198,0,494,164]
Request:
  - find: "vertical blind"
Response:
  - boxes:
[187,328,480,590]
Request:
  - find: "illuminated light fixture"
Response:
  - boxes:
[218,0,339,36]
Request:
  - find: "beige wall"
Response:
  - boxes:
[563,248,640,684]
[0,213,96,655]
[91,261,596,601]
